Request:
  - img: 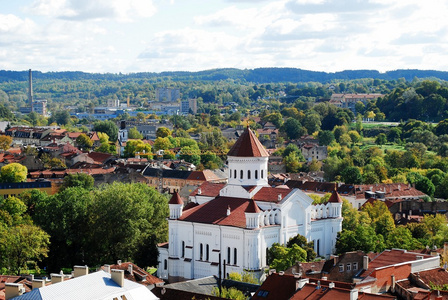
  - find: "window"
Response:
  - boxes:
[346,263,351,271]
[227,247,231,265]
[234,248,237,265]
[206,244,210,261]
[339,264,344,272]
[200,243,203,260]
[353,262,358,270]
[248,170,251,179]
[240,170,243,179]
[229,169,232,178]
[255,170,258,179]
[261,170,264,178]
[234,170,237,178]
[164,259,167,270]
[181,241,185,258]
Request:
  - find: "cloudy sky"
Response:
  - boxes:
[1,0,448,73]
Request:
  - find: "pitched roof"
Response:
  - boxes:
[246,199,261,213]
[104,262,164,287]
[413,268,448,287]
[179,196,257,228]
[253,187,291,203]
[290,283,394,299]
[12,270,158,300]
[251,273,298,300]
[190,181,226,197]
[187,170,221,181]
[227,127,269,157]
[327,190,342,203]
[169,192,183,205]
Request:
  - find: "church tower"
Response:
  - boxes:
[226,126,269,187]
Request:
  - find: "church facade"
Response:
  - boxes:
[158,127,342,282]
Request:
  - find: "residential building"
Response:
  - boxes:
[0,181,56,198]
[32,100,48,117]
[300,144,328,162]
[181,99,197,114]
[156,88,180,102]
[8,268,158,300]
[329,93,384,113]
[158,127,342,282]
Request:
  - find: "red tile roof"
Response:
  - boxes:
[187,170,221,181]
[246,199,261,213]
[253,187,291,203]
[414,268,448,287]
[190,182,226,197]
[290,283,394,299]
[86,152,114,164]
[327,190,342,203]
[169,192,183,205]
[179,196,257,228]
[252,273,298,300]
[227,127,269,157]
[361,249,433,277]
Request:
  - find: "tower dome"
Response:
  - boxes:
[227,126,269,186]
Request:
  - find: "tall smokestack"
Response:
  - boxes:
[28,69,33,109]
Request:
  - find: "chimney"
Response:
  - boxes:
[391,275,396,293]
[329,282,335,289]
[279,271,284,276]
[197,188,202,195]
[117,260,122,265]
[269,269,276,275]
[104,264,111,273]
[227,205,231,216]
[296,278,309,290]
[111,269,124,287]
[128,264,133,275]
[51,274,64,284]
[5,283,25,300]
[363,256,369,270]
[32,279,45,290]
[350,289,359,300]
[74,265,89,278]
[316,280,321,290]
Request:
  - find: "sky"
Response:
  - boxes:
[1,0,448,74]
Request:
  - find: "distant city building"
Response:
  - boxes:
[181,99,198,114]
[33,100,48,117]
[107,99,120,108]
[329,93,384,113]
[156,88,180,102]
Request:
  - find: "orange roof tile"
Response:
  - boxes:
[253,187,291,202]
[227,127,269,157]
[169,192,183,205]
[327,190,342,203]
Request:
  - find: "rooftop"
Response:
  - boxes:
[227,127,269,157]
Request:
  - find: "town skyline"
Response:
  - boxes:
[1,0,448,74]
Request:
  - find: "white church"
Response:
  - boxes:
[158,127,342,282]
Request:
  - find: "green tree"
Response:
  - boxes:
[0,135,12,152]
[89,183,168,267]
[286,234,316,261]
[156,127,172,138]
[94,120,119,142]
[124,140,152,158]
[0,224,50,275]
[212,287,247,300]
[60,173,94,191]
[268,243,307,271]
[153,137,173,151]
[341,166,362,184]
[362,201,395,237]
[0,163,27,183]
[75,133,93,149]
[318,130,335,146]
[385,226,421,250]
[179,146,201,166]
[375,133,387,145]
[282,118,306,140]
[128,127,143,139]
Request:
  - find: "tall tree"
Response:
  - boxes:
[93,120,119,142]
[0,163,27,183]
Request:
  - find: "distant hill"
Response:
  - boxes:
[1,68,448,83]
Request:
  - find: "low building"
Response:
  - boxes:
[0,181,56,198]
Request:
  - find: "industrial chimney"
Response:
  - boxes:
[28,69,33,109]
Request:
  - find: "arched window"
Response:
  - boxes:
[234,248,237,265]
[240,170,243,179]
[234,170,237,179]
[200,243,203,260]
[227,247,231,265]
[206,244,210,261]
[248,170,251,179]
[181,241,185,258]
[230,169,232,178]
[261,170,264,179]
[164,259,167,270]
[255,170,258,179]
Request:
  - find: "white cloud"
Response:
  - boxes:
[29,0,157,21]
